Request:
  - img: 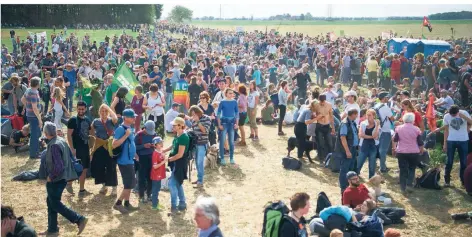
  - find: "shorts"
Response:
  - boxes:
[238,112,247,126]
[118,164,136,189]
[76,148,91,169]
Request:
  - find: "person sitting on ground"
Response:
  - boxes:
[261,99,278,125]
[1,124,30,153]
[194,195,224,237]
[1,205,37,237]
[279,192,310,237]
[343,171,371,210]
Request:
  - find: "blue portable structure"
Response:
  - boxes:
[387,38,451,59]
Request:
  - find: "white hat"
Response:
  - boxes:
[344,90,357,97]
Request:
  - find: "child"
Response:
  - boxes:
[49,87,69,136]
[151,137,167,210]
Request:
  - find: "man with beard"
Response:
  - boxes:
[342,171,370,209]
[66,101,92,197]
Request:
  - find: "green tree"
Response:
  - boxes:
[155,4,163,19]
[168,5,193,23]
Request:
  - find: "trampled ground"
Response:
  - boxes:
[1,121,471,237]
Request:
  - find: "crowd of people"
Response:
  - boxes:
[1,21,472,236]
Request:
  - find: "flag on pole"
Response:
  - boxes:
[112,63,139,103]
[329,32,337,41]
[422,16,433,32]
[425,93,437,131]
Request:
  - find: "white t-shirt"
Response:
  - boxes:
[444,110,471,141]
[247,91,260,109]
[165,109,179,132]
[375,103,393,133]
[343,102,360,125]
[439,96,454,110]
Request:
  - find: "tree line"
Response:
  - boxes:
[194,11,472,21]
[1,4,163,27]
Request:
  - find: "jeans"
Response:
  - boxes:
[294,122,307,159]
[219,118,235,162]
[445,141,468,184]
[298,90,307,104]
[66,85,75,110]
[339,146,358,193]
[46,180,83,233]
[357,147,378,178]
[196,144,207,183]
[278,105,286,133]
[165,93,173,112]
[151,180,161,208]
[378,132,391,172]
[168,171,186,209]
[396,153,419,191]
[138,154,152,198]
[27,116,40,158]
[315,124,332,161]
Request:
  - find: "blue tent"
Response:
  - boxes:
[387,38,451,58]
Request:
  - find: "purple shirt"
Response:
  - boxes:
[393,123,422,154]
[49,144,64,180]
[238,94,248,113]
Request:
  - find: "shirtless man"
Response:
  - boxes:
[315,94,335,162]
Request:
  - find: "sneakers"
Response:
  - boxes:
[253,136,259,141]
[65,184,74,194]
[177,205,187,211]
[140,197,148,204]
[168,207,179,216]
[248,134,254,139]
[380,168,390,173]
[219,159,227,166]
[405,187,414,193]
[278,131,285,136]
[38,231,59,236]
[78,189,91,198]
[147,196,152,203]
[237,141,247,146]
[77,217,88,235]
[125,203,139,212]
[99,186,108,195]
[113,204,129,214]
[444,182,451,187]
[193,183,204,189]
[152,204,165,211]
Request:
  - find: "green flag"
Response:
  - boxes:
[422,34,426,39]
[113,63,139,103]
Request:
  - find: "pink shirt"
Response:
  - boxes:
[238,94,248,113]
[394,123,421,154]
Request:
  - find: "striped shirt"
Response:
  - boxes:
[25,88,40,117]
[191,114,211,145]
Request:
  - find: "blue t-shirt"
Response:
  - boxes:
[165,78,173,93]
[149,71,164,87]
[296,108,312,123]
[113,125,136,165]
[340,120,359,146]
[64,69,77,86]
[217,99,239,119]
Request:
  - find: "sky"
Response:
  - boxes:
[161,4,472,19]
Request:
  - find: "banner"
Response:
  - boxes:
[329,32,337,41]
[112,63,139,103]
[28,31,47,43]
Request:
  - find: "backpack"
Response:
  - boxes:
[374,104,391,128]
[315,192,332,214]
[282,157,302,170]
[261,201,290,237]
[350,210,384,237]
[324,152,341,173]
[415,167,441,190]
[350,56,357,70]
[112,126,131,161]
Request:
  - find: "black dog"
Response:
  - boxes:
[287,136,317,163]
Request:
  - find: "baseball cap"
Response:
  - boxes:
[144,120,156,136]
[122,109,137,118]
[170,117,185,126]
[152,136,163,144]
[346,171,358,180]
[172,102,181,108]
[378,91,390,100]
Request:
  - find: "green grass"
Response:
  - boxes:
[1,28,139,53]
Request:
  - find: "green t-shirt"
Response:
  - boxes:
[262,106,274,122]
[105,83,119,105]
[170,133,190,157]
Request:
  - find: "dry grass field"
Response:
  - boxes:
[1,112,472,237]
[191,20,472,39]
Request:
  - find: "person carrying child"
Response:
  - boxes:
[151,136,168,210]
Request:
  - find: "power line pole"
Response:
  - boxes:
[220,4,222,19]
[327,4,332,20]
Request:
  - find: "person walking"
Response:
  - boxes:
[392,112,424,194]
[90,104,118,196]
[216,88,239,166]
[189,105,212,188]
[41,122,88,236]
[66,101,91,197]
[112,109,139,214]
[163,117,189,214]
[20,76,42,159]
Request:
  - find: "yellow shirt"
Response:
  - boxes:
[366,60,379,72]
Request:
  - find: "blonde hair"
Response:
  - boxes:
[52,87,65,101]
